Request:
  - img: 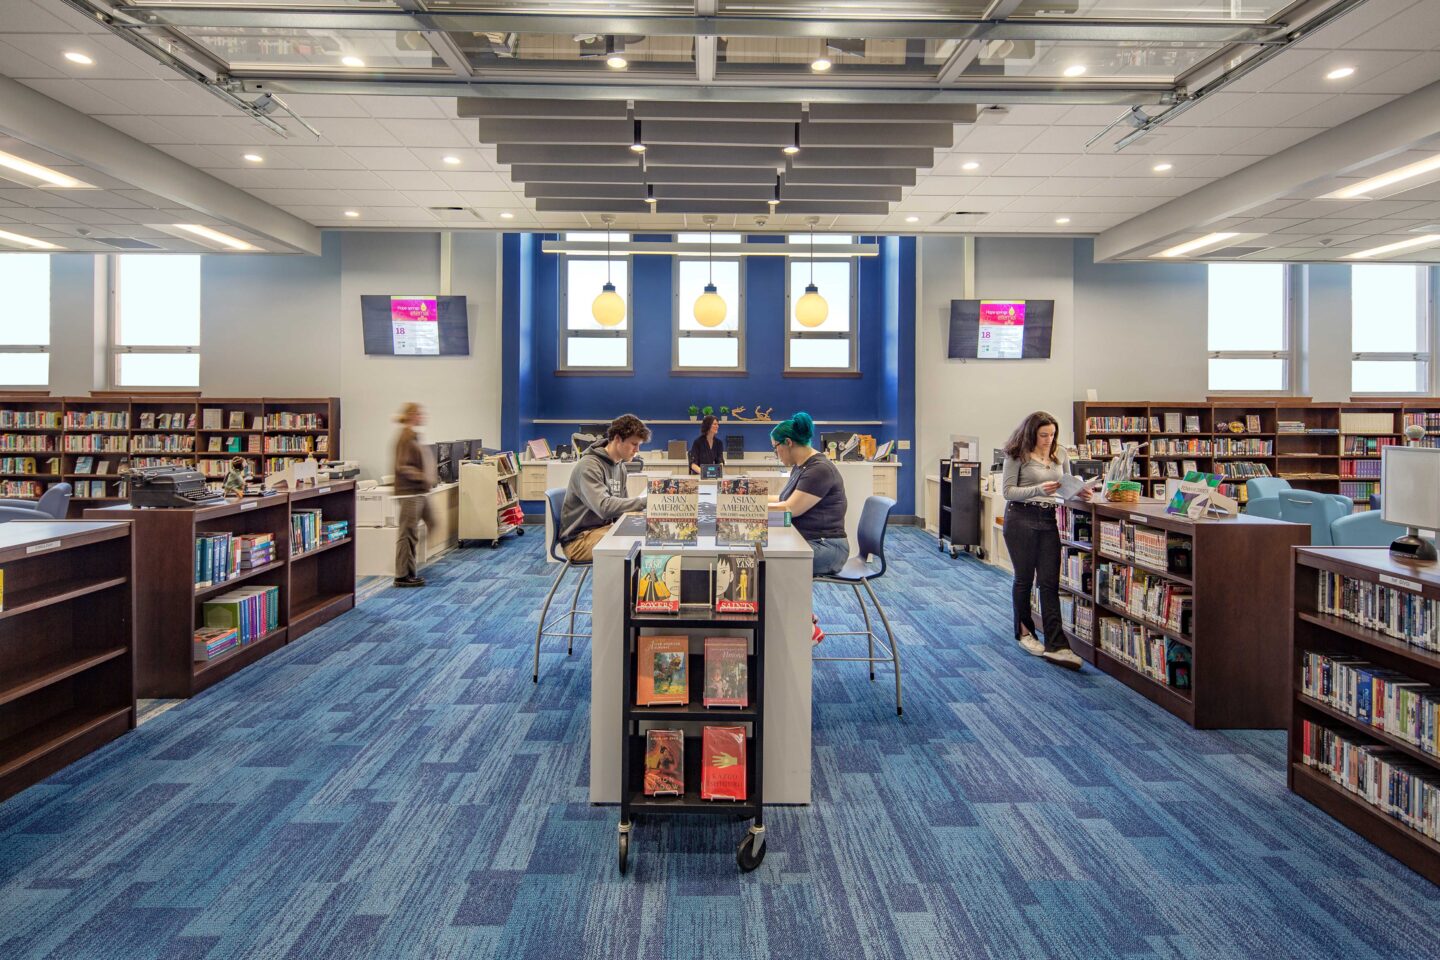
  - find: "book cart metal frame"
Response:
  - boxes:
[618,541,767,874]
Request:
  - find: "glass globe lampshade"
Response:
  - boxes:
[592,282,625,327]
[795,283,829,328]
[693,283,727,327]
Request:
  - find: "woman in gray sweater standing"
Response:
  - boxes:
[1001,411,1085,670]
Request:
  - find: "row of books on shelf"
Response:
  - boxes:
[1152,439,1213,455]
[292,510,348,555]
[264,436,328,454]
[1098,520,1192,577]
[1060,595,1094,642]
[1299,719,1439,843]
[1215,439,1274,455]
[496,479,518,506]
[488,451,518,475]
[1341,412,1396,434]
[1302,651,1440,759]
[61,435,126,453]
[0,411,60,429]
[136,413,194,430]
[72,456,119,475]
[643,727,748,801]
[131,436,197,454]
[1345,437,1398,455]
[1,435,56,452]
[202,409,254,430]
[1341,460,1382,478]
[1084,416,1148,433]
[195,532,276,587]
[0,480,45,498]
[1279,421,1339,435]
[1340,481,1380,505]
[1404,413,1440,432]
[205,436,262,453]
[1084,439,1141,458]
[64,411,127,430]
[266,456,317,474]
[131,457,190,470]
[1098,617,1192,689]
[72,480,124,498]
[637,636,748,707]
[195,584,281,658]
[1097,561,1193,636]
[1060,548,1092,593]
[1085,414,1213,434]
[0,456,58,475]
[265,413,326,429]
[1061,506,1092,544]
[636,554,757,615]
[1317,571,1439,652]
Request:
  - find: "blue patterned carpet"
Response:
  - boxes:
[1,527,1437,959]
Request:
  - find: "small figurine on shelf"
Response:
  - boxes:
[222,456,247,499]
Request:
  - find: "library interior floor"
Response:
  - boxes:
[1,528,1436,960]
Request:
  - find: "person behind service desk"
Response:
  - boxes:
[392,401,437,588]
[1001,410,1088,670]
[767,411,848,645]
[557,413,651,563]
[689,414,725,475]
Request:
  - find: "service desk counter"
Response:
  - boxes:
[589,493,814,805]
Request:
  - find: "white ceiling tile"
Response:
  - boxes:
[1020,126,1107,153]
[441,171,510,192]
[3,1,95,33]
[378,170,452,191]
[378,119,473,149]
[952,125,1049,153]
[1351,2,1440,51]
[1057,154,1143,177]
[343,147,430,171]
[459,192,522,208]
[0,40,66,80]
[1282,93,1400,128]
[350,96,450,119]
[967,177,1046,197]
[893,195,963,212]
[1349,51,1440,96]
[909,176,977,197]
[1216,92,1334,126]
[91,114,189,144]
[1224,50,1327,94]
[307,118,402,148]
[1232,126,1329,154]
[991,154,1073,177]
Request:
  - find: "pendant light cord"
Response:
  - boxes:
[708,223,714,284]
[809,222,815,284]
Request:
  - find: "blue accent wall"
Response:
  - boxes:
[501,234,917,514]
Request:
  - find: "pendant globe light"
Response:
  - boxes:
[693,216,727,328]
[794,215,829,328]
[591,214,625,328]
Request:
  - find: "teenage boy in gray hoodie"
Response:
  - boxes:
[558,413,651,562]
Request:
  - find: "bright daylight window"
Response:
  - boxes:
[1207,263,1290,392]
[560,232,631,371]
[675,233,744,372]
[1351,263,1430,394]
[0,254,51,386]
[785,235,857,373]
[114,255,201,388]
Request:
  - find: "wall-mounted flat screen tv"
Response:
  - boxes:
[948,299,1054,359]
[361,294,470,356]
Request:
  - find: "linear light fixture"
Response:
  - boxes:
[0,229,61,250]
[172,223,259,251]
[1155,232,1239,258]
[1344,234,1440,259]
[0,149,92,189]
[1325,154,1440,200]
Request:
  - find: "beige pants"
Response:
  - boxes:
[396,495,432,579]
[563,524,611,563]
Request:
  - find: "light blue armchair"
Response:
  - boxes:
[1246,477,1292,501]
[1277,489,1353,547]
[1331,510,1408,547]
[0,483,72,522]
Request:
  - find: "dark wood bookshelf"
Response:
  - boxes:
[1289,546,1440,884]
[1059,499,1307,728]
[0,520,135,802]
[84,482,356,696]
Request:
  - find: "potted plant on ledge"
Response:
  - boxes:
[719,406,730,422]
[688,404,699,421]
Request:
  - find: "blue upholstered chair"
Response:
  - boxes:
[1278,489,1354,547]
[0,483,72,522]
[813,495,903,716]
[1246,477,1291,502]
[1331,510,1409,547]
[533,487,591,683]
[1244,497,1283,520]
[1370,493,1383,511]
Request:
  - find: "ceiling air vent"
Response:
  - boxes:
[1209,245,1268,258]
[428,206,483,222]
[94,237,163,250]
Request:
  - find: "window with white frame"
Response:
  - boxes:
[674,233,743,372]
[0,254,51,386]
[785,234,857,373]
[1351,263,1431,394]
[113,255,201,388]
[1207,262,1290,392]
[559,232,631,371]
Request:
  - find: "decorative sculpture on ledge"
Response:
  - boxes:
[729,406,774,422]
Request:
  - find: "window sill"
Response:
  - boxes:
[784,370,862,379]
[553,369,633,377]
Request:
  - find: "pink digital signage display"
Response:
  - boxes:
[977,300,1025,359]
[389,296,440,355]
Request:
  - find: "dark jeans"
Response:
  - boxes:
[1003,502,1064,652]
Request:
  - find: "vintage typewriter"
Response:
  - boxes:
[128,465,226,508]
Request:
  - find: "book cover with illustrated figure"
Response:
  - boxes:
[645,477,700,545]
[701,726,747,801]
[635,553,682,613]
[1245,414,1262,433]
[714,554,758,615]
[716,478,769,546]
[636,635,688,705]
[703,637,748,708]
[643,729,685,796]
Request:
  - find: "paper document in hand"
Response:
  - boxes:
[1055,474,1098,500]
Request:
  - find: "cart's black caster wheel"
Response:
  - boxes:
[516,527,526,536]
[976,548,986,561]
[950,549,959,559]
[737,832,765,872]
[489,540,500,549]
[937,543,944,553]
[618,832,630,875]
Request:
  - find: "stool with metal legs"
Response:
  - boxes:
[813,495,903,716]
[534,487,592,683]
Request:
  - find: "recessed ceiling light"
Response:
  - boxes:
[1156,232,1239,258]
[500,212,515,219]
[811,58,832,72]
[1055,217,1071,225]
[1063,64,1087,78]
[607,55,628,69]
[905,216,919,223]
[782,145,800,156]
[173,223,258,252]
[0,149,91,189]
[344,210,360,218]
[243,153,264,163]
[1153,163,1173,173]
[443,155,461,165]
[1325,154,1440,200]
[1345,234,1440,259]
[63,52,93,65]
[962,161,980,171]
[0,229,61,250]
[1327,66,1355,80]
[341,56,365,68]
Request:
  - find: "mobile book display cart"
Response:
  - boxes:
[617,541,767,874]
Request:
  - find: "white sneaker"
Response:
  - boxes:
[1017,633,1045,657]
[1042,648,1084,670]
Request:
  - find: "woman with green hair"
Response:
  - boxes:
[769,412,849,644]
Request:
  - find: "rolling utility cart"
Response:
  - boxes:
[938,459,983,559]
[617,542,767,874]
[458,453,526,548]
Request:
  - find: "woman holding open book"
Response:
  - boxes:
[1001,411,1086,670]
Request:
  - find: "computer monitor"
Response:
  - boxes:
[581,422,610,438]
[624,460,644,474]
[701,463,723,479]
[449,440,470,462]
[1070,459,1104,481]
[820,431,855,452]
[990,448,1005,472]
[1381,446,1440,561]
[434,441,453,463]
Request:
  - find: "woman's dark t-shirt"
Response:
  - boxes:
[689,435,724,468]
[780,453,847,540]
